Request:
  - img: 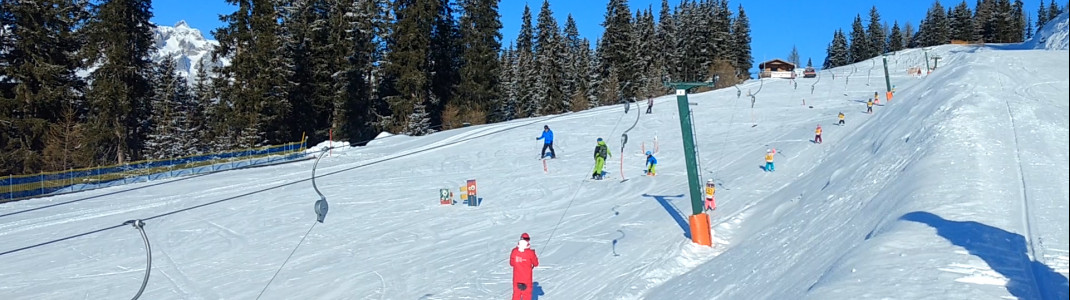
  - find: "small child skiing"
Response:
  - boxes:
[866,99,874,114]
[592,138,611,180]
[838,112,845,126]
[704,179,716,211]
[764,148,775,172]
[873,91,880,105]
[644,151,657,176]
[814,124,823,144]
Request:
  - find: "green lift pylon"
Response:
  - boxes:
[663,78,716,247]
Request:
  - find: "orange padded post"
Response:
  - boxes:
[886,91,893,102]
[689,213,712,247]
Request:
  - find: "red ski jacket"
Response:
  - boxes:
[510,246,539,284]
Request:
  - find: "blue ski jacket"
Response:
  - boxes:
[647,155,657,165]
[537,130,554,144]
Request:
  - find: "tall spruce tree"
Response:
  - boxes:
[83,0,155,165]
[494,44,517,122]
[824,29,849,69]
[534,0,566,115]
[455,0,501,126]
[515,4,537,117]
[1037,1,1049,28]
[563,15,583,105]
[732,4,753,80]
[429,0,459,128]
[600,0,637,101]
[0,0,87,174]
[145,55,197,160]
[888,21,905,51]
[867,6,886,56]
[281,0,333,147]
[950,1,976,42]
[634,8,659,98]
[213,0,292,147]
[382,0,438,135]
[903,21,916,47]
[656,0,679,82]
[918,1,949,46]
[848,14,870,63]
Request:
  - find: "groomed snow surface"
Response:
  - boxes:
[2,46,1068,299]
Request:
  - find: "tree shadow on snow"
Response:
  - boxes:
[901,211,1069,300]
[641,194,690,239]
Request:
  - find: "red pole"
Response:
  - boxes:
[329,128,333,156]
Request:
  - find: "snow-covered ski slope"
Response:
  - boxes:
[1,48,1067,299]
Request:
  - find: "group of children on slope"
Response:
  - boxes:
[536,126,657,181]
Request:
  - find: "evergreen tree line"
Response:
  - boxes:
[0,0,753,176]
[824,0,1063,69]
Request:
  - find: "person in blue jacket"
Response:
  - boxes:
[536,125,555,159]
[644,151,657,176]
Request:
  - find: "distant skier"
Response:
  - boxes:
[704,179,716,211]
[764,148,775,172]
[510,233,539,300]
[536,125,555,159]
[866,98,874,114]
[814,124,823,144]
[592,138,611,180]
[644,151,657,176]
[873,91,880,105]
[838,112,845,126]
[645,98,654,114]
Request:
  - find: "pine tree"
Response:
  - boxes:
[656,0,679,82]
[1025,14,1034,39]
[453,0,501,127]
[515,4,537,117]
[903,21,916,47]
[867,6,886,56]
[382,0,438,135]
[918,1,949,46]
[950,0,975,42]
[0,0,87,173]
[888,21,905,51]
[787,44,800,67]
[563,15,583,105]
[534,0,567,115]
[1037,1,1049,28]
[145,55,198,160]
[633,8,659,98]
[600,0,637,101]
[1012,0,1025,42]
[191,58,215,153]
[824,29,849,69]
[281,0,332,147]
[1048,0,1062,23]
[429,0,459,128]
[732,4,752,80]
[83,0,155,164]
[493,44,516,122]
[213,0,291,148]
[848,14,869,63]
[806,57,813,68]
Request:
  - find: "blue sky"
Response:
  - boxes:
[151,0,1046,70]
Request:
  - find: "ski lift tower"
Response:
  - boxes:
[663,76,717,247]
[882,52,894,100]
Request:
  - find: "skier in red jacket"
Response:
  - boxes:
[510,233,539,300]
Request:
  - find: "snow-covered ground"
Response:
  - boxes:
[2,42,1068,300]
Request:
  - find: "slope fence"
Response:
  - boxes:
[1,139,308,202]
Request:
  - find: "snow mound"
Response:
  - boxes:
[1025,11,1070,50]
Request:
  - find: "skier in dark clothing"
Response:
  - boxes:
[536,125,555,159]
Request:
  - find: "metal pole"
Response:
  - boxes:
[883,56,892,93]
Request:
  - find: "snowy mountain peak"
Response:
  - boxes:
[152,21,224,83]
